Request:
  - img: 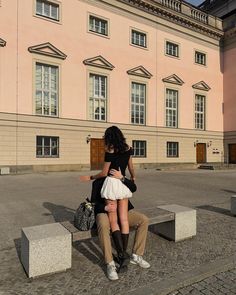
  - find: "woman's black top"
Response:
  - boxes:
[104,148,133,176]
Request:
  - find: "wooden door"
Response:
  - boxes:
[196,143,206,164]
[90,138,105,170]
[229,144,236,164]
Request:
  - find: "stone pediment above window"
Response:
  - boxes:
[83,55,115,70]
[162,74,184,85]
[127,66,152,79]
[28,42,67,60]
[192,81,211,91]
[0,38,6,47]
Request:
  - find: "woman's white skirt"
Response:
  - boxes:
[101,177,132,200]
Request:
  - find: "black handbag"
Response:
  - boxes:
[74,199,96,231]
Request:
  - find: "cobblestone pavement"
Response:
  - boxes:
[0,170,235,294]
[168,268,236,295]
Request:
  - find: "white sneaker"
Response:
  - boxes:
[107,261,119,280]
[130,254,151,269]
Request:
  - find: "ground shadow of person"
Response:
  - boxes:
[42,202,75,222]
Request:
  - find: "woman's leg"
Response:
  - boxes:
[118,199,130,256]
[118,199,129,234]
[106,200,119,232]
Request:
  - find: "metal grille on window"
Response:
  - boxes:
[89,74,107,121]
[35,63,59,117]
[166,89,178,128]
[167,142,178,157]
[132,141,146,157]
[131,82,146,125]
[36,136,59,157]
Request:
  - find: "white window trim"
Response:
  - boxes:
[132,140,147,158]
[32,57,61,118]
[130,27,148,50]
[165,87,179,128]
[194,93,206,130]
[164,39,180,59]
[194,49,207,67]
[36,136,59,158]
[130,80,147,126]
[167,141,179,158]
[87,12,110,39]
[33,0,62,24]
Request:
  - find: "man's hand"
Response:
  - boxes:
[105,201,117,213]
[109,168,123,179]
[79,175,91,182]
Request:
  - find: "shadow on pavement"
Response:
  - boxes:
[222,189,236,194]
[43,202,75,222]
[197,205,232,217]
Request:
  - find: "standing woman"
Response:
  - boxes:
[80,126,135,269]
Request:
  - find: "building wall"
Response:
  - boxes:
[0,0,225,171]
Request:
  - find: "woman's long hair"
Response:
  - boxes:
[104,126,128,153]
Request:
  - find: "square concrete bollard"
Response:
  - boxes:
[156,205,196,242]
[21,223,71,278]
[231,195,236,216]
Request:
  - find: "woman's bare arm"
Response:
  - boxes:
[79,162,111,182]
[128,156,135,181]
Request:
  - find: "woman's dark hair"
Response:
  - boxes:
[104,126,128,153]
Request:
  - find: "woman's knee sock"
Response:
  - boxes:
[112,230,123,256]
[121,233,129,252]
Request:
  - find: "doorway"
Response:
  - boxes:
[90,138,105,170]
[229,144,236,164]
[196,143,206,164]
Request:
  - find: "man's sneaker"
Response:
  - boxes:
[107,261,119,280]
[130,254,151,269]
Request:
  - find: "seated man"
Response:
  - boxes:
[90,169,150,281]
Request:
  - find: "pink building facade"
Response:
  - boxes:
[0,0,227,172]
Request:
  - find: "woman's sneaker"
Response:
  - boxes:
[130,254,151,269]
[107,261,119,280]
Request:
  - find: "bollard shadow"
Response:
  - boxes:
[73,238,107,274]
[197,205,232,217]
[221,189,236,194]
[42,202,75,222]
[14,237,21,261]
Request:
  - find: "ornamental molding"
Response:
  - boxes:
[116,0,223,40]
[28,42,67,60]
[83,55,115,70]
[162,74,184,85]
[192,81,211,91]
[127,65,153,79]
[0,38,6,47]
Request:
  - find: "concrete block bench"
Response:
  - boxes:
[21,223,71,278]
[61,204,197,243]
[231,195,236,216]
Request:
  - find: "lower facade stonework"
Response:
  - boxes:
[0,112,229,173]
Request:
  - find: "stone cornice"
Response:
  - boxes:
[115,0,223,40]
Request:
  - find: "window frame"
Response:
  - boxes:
[165,88,178,128]
[165,40,180,58]
[36,136,59,158]
[130,81,146,125]
[34,61,59,117]
[130,27,148,49]
[34,0,61,23]
[88,13,109,38]
[194,50,207,66]
[194,93,206,130]
[132,140,147,158]
[89,72,108,122]
[167,142,179,158]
